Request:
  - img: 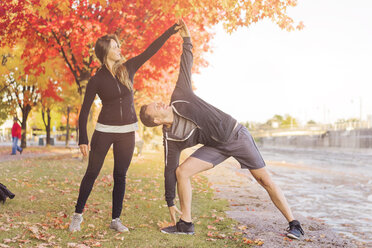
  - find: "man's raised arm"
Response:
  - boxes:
[174,20,193,94]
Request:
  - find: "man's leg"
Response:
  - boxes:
[11,137,17,155]
[176,157,213,222]
[249,167,294,222]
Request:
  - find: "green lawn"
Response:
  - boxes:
[0,149,251,247]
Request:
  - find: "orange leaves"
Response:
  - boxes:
[296,21,305,30]
[242,237,264,246]
[283,236,293,242]
[237,225,248,231]
[1,0,302,110]
[29,195,37,201]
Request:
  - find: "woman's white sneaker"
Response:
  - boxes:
[69,213,83,232]
[110,218,129,232]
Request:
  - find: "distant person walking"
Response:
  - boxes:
[69,22,181,232]
[11,117,22,155]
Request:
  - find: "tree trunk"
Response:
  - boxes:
[46,108,51,145]
[65,106,70,147]
[76,107,79,144]
[20,104,31,148]
[42,107,51,146]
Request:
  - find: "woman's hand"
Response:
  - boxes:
[169,20,182,34]
[79,144,90,157]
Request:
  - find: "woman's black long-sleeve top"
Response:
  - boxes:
[79,24,178,145]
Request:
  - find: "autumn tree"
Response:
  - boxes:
[57,82,81,146]
[38,79,63,145]
[0,44,40,148]
[1,0,302,104]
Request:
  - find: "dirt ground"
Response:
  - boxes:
[200,159,358,248]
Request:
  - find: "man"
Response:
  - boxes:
[11,117,23,155]
[139,20,304,239]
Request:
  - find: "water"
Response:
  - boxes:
[259,146,372,246]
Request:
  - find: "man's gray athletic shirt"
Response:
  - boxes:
[162,37,266,207]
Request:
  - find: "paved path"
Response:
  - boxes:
[0,146,79,163]
[197,152,361,247]
[186,143,372,248]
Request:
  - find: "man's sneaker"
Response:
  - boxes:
[286,220,304,239]
[161,220,195,235]
[161,225,178,234]
[69,214,83,232]
[110,218,129,232]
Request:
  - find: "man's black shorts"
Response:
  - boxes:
[190,124,266,170]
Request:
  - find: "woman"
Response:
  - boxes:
[69,22,180,232]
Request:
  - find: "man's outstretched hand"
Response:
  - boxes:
[168,205,182,225]
[177,19,190,38]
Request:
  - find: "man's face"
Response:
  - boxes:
[146,102,172,124]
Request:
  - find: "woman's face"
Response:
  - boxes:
[106,39,121,63]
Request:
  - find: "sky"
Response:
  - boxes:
[193,0,372,124]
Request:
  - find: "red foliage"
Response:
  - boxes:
[1,0,300,101]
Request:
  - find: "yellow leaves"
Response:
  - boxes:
[242,237,264,246]
[237,225,247,230]
[97,0,108,8]
[55,0,71,16]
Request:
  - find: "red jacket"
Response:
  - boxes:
[12,122,21,139]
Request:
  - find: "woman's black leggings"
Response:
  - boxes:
[75,130,135,219]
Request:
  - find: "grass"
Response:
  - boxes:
[0,149,250,247]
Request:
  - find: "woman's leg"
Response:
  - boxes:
[112,132,135,219]
[75,131,112,214]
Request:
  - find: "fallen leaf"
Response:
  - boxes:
[206,238,216,242]
[238,225,247,230]
[207,225,216,230]
[242,237,253,244]
[254,239,264,246]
